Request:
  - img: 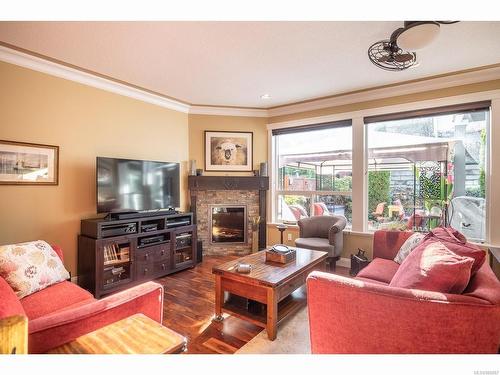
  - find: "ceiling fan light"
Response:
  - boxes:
[396,22,440,51]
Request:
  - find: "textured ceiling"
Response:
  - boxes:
[1,21,499,108]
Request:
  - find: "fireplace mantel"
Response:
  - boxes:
[188,176,269,251]
[188,176,269,191]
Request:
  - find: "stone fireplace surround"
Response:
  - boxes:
[188,176,269,256]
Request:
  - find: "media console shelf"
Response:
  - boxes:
[78,212,196,298]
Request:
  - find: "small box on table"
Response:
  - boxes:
[265,245,296,264]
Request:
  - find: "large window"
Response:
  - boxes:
[273,122,352,227]
[366,106,489,242]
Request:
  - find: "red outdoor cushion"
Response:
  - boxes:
[390,241,475,294]
[21,280,94,320]
[356,258,400,284]
[420,226,485,275]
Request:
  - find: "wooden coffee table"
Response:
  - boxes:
[48,314,186,354]
[212,247,328,340]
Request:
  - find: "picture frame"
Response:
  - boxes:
[204,131,253,172]
[0,140,59,185]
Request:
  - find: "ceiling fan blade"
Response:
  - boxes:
[394,53,415,63]
[377,55,391,62]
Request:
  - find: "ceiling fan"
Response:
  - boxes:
[368,21,459,71]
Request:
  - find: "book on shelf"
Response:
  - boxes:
[104,243,131,265]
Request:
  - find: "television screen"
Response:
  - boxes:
[96,157,180,213]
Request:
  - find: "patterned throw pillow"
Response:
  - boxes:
[394,233,425,264]
[0,240,70,299]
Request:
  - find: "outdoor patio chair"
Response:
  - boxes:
[372,202,386,222]
[289,204,309,221]
[313,202,331,216]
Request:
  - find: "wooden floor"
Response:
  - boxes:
[155,255,349,354]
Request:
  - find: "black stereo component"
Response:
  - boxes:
[138,235,165,247]
[166,216,192,229]
[101,223,137,238]
[176,233,192,249]
[141,223,159,232]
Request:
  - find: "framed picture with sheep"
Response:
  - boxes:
[204,131,253,172]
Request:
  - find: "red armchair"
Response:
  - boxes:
[0,245,164,353]
[307,230,500,353]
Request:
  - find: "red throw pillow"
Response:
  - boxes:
[389,241,474,294]
[420,226,485,275]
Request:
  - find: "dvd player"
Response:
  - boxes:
[141,223,159,232]
[101,223,137,238]
[138,235,164,247]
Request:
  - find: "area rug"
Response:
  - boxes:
[235,306,311,354]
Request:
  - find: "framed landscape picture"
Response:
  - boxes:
[0,140,59,185]
[204,131,253,172]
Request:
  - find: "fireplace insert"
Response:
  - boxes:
[210,205,247,244]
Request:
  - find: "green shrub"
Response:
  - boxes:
[334,176,352,191]
[368,171,390,219]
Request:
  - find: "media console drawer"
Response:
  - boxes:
[154,260,171,276]
[155,244,170,261]
[136,262,155,280]
[135,247,156,262]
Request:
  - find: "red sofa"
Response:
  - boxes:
[0,245,164,353]
[307,230,500,353]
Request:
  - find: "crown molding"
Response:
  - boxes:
[189,105,268,117]
[267,64,500,118]
[268,88,500,129]
[2,44,500,119]
[0,45,190,114]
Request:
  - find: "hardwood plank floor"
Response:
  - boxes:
[155,255,349,354]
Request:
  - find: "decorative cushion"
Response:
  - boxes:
[0,240,70,299]
[394,232,425,264]
[356,258,400,284]
[389,241,475,294]
[419,226,485,275]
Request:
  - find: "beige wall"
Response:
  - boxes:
[0,61,189,276]
[188,114,268,176]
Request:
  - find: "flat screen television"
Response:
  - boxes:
[96,157,180,214]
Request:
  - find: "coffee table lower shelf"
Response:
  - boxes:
[221,287,306,329]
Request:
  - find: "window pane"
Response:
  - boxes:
[367,110,488,241]
[274,125,352,224]
[276,126,352,192]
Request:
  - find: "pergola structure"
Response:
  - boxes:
[278,131,478,191]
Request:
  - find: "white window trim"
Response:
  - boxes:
[268,88,500,245]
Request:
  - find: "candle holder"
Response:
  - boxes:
[276,224,288,244]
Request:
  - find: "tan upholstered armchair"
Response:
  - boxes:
[295,215,347,270]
